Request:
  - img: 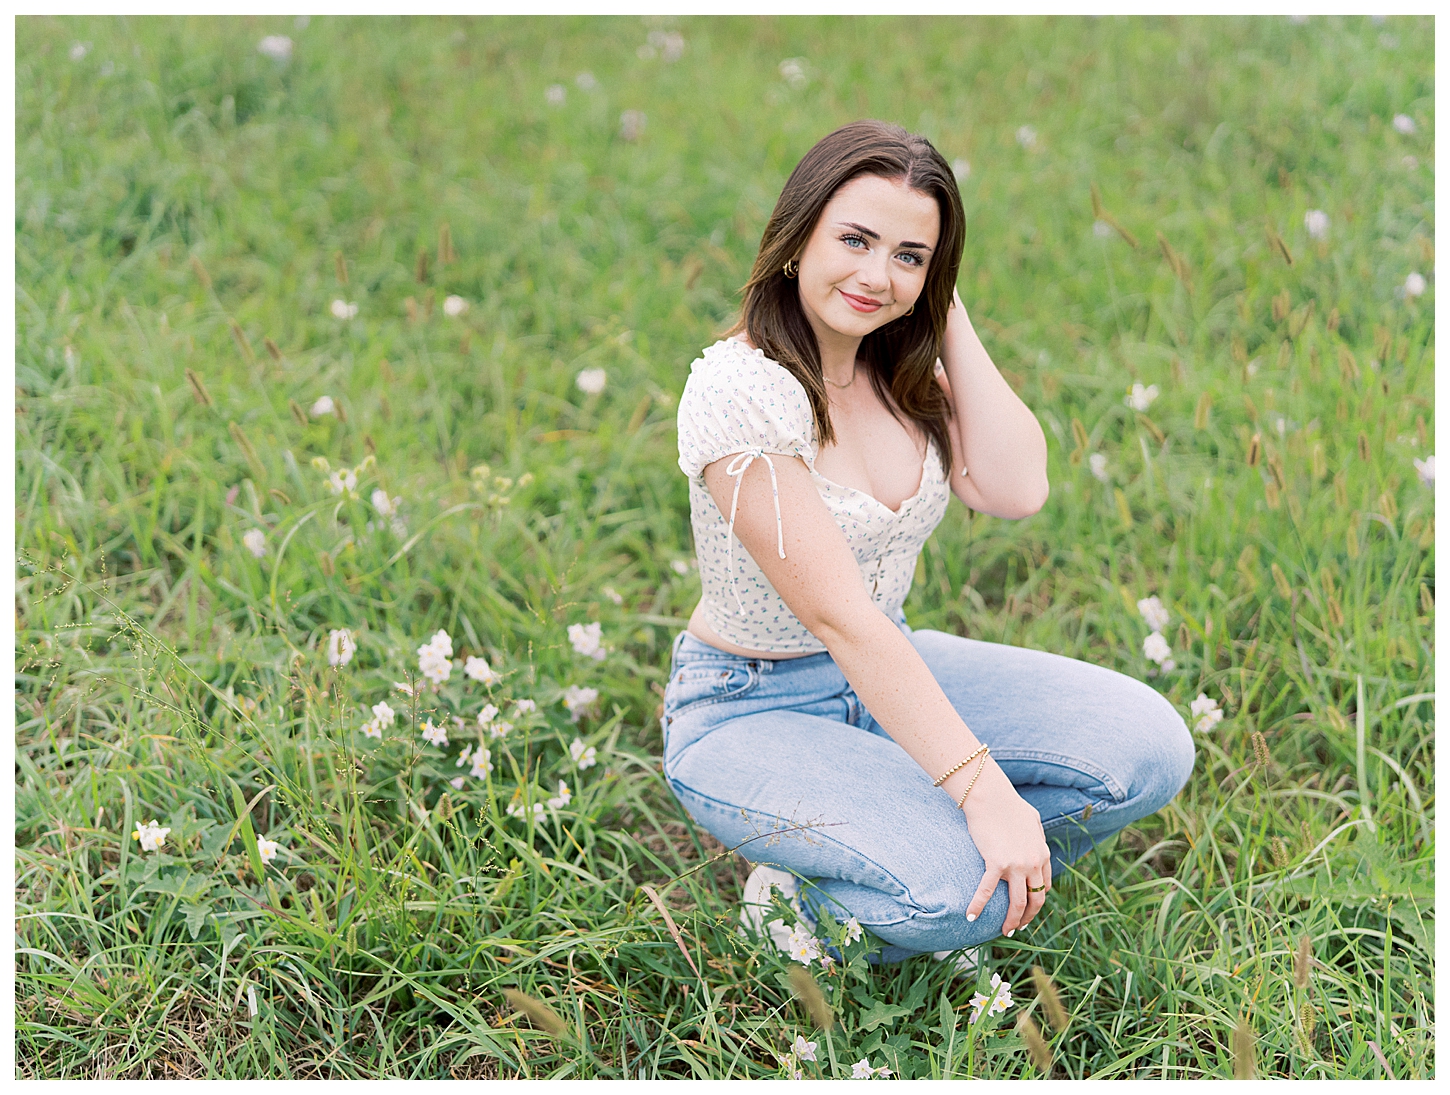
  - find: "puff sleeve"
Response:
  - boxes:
[676,341,817,480]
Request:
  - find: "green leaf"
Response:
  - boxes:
[182,902,210,940]
[859,999,914,1033]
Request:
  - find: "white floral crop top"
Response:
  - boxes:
[676,338,951,653]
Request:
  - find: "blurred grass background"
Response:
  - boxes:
[15,14,1433,1079]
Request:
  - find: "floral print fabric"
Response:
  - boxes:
[676,338,950,653]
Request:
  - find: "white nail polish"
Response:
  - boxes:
[965,913,977,923]
[1006,929,1015,937]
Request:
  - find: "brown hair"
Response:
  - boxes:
[730,120,965,469]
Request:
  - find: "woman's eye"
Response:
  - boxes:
[898,252,925,267]
[842,234,868,249]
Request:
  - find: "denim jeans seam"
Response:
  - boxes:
[662,666,761,721]
[989,748,1129,803]
[665,775,924,921]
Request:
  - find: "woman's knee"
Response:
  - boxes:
[1112,681,1196,812]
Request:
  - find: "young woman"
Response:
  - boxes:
[665,120,1194,964]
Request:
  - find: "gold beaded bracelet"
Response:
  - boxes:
[933,743,989,788]
[955,748,993,810]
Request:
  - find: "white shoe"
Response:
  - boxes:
[934,947,982,975]
[739,864,801,952]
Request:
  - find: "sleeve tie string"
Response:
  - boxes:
[723,448,786,616]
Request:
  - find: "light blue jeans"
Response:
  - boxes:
[660,619,1195,958]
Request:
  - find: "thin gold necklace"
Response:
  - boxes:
[824,364,858,389]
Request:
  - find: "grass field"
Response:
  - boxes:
[14,14,1434,1079]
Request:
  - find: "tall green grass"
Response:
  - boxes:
[16,14,1432,1078]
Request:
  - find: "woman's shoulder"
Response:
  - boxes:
[690,337,805,396]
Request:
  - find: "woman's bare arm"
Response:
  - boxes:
[937,289,1050,519]
[702,452,1051,932]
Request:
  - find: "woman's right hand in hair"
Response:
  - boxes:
[953,763,1053,935]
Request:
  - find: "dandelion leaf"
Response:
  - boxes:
[858,998,914,1032]
[182,902,211,940]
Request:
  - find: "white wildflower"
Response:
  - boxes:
[968,972,1013,1023]
[464,655,498,684]
[131,819,170,853]
[952,157,971,179]
[786,926,822,966]
[256,836,282,865]
[875,1066,894,1078]
[242,528,267,558]
[1093,219,1114,238]
[1190,693,1224,733]
[576,367,607,394]
[361,716,382,739]
[257,35,293,61]
[395,680,418,697]
[602,585,624,605]
[418,630,453,684]
[569,737,598,769]
[371,488,401,518]
[1088,452,1109,482]
[327,629,356,667]
[449,776,466,790]
[1414,454,1434,486]
[69,42,89,61]
[443,295,468,317]
[1403,272,1427,298]
[455,744,474,768]
[546,780,572,809]
[779,57,807,88]
[545,83,566,105]
[1392,113,1417,135]
[1143,631,1173,666]
[670,559,690,576]
[371,700,396,729]
[325,468,358,495]
[619,110,647,141]
[330,299,359,319]
[489,720,513,740]
[1137,595,1171,633]
[420,719,449,747]
[469,746,493,779]
[843,917,863,944]
[851,1059,875,1079]
[793,1035,818,1062]
[310,395,336,417]
[477,703,499,726]
[563,685,599,721]
[1125,382,1159,412]
[513,698,537,715]
[568,621,607,661]
[1304,209,1329,240]
[575,71,597,90]
[1016,125,1038,149]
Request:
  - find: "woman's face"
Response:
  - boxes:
[794,173,941,345]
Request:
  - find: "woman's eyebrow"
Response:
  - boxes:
[838,221,934,251]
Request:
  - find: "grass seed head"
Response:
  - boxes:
[1270,836,1289,868]
[1233,1017,1257,1079]
[1311,442,1326,480]
[1194,392,1212,429]
[1017,1012,1052,1073]
[230,321,255,365]
[1031,966,1069,1030]
[1338,343,1360,381]
[1326,306,1340,332]
[185,368,213,406]
[439,222,454,264]
[290,400,308,427]
[786,965,834,1032]
[1357,432,1370,462]
[415,248,429,283]
[1272,290,1290,322]
[503,989,568,1038]
[1246,433,1261,467]
[264,336,282,361]
[1297,1002,1317,1055]
[189,253,213,291]
[1294,934,1313,989]
[1271,563,1292,599]
[1251,730,1271,768]
[1420,584,1434,614]
[334,250,348,285]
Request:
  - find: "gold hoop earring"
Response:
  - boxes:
[782,259,799,279]
[904,303,914,317]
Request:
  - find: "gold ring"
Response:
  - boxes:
[1028,885,1047,893]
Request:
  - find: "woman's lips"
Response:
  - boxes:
[840,290,885,312]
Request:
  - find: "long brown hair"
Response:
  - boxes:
[730,120,965,469]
